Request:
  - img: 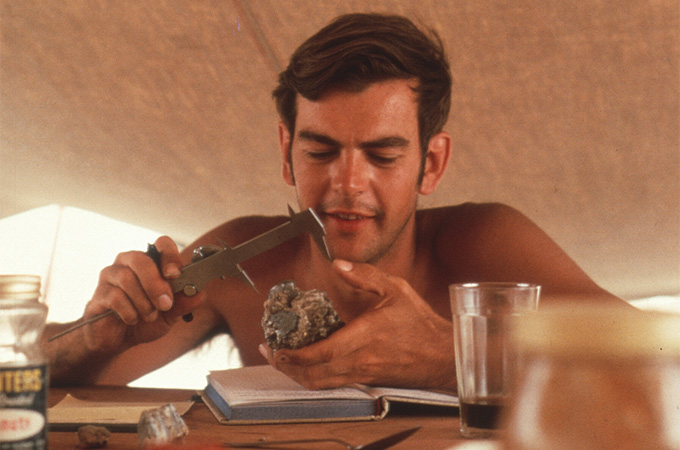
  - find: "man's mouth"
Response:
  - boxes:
[323,210,377,232]
[319,202,382,231]
[333,213,366,221]
[325,209,376,221]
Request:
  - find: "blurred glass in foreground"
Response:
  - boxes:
[504,305,680,450]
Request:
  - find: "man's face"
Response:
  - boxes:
[280,79,426,263]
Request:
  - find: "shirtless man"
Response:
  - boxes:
[46,13,623,390]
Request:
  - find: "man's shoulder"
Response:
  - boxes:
[417,202,523,230]
[417,202,539,257]
[417,202,549,276]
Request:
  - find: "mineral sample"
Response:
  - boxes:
[137,403,188,447]
[77,425,111,448]
[262,280,344,350]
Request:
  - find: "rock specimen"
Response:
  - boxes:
[77,425,111,448]
[262,280,344,350]
[137,403,188,447]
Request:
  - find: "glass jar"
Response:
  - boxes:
[503,305,680,450]
[0,275,48,450]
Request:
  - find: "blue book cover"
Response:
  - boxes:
[202,365,458,424]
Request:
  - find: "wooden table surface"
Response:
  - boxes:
[47,385,476,449]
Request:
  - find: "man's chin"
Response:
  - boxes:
[326,244,381,265]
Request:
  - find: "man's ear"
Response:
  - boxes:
[419,131,451,195]
[279,122,295,186]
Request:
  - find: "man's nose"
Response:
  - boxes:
[331,150,369,195]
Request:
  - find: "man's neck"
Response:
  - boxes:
[371,216,419,280]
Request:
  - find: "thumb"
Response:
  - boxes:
[332,259,391,298]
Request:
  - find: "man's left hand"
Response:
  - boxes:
[259,260,457,392]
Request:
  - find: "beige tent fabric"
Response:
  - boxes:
[1,0,678,299]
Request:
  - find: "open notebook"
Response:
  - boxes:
[203,365,458,424]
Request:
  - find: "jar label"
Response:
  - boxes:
[0,365,47,450]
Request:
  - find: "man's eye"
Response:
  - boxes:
[306,150,336,160]
[369,154,399,165]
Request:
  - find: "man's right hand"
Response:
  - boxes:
[79,235,206,352]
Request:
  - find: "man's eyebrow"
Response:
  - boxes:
[360,136,410,150]
[297,130,341,147]
[297,130,410,149]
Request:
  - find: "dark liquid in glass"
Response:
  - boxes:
[460,400,504,429]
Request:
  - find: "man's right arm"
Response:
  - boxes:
[44,235,208,386]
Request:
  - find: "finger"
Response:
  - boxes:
[269,336,380,390]
[117,249,177,312]
[106,285,148,325]
[333,259,402,301]
[268,347,351,390]
[271,343,333,367]
[258,343,273,363]
[258,339,336,376]
[97,264,157,323]
[269,318,371,367]
[100,251,170,319]
[279,364,356,390]
[153,236,183,279]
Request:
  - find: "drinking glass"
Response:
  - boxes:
[450,282,540,438]
[504,306,680,450]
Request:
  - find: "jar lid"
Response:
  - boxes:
[512,304,680,358]
[0,275,41,300]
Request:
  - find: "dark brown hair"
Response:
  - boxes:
[273,13,451,157]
